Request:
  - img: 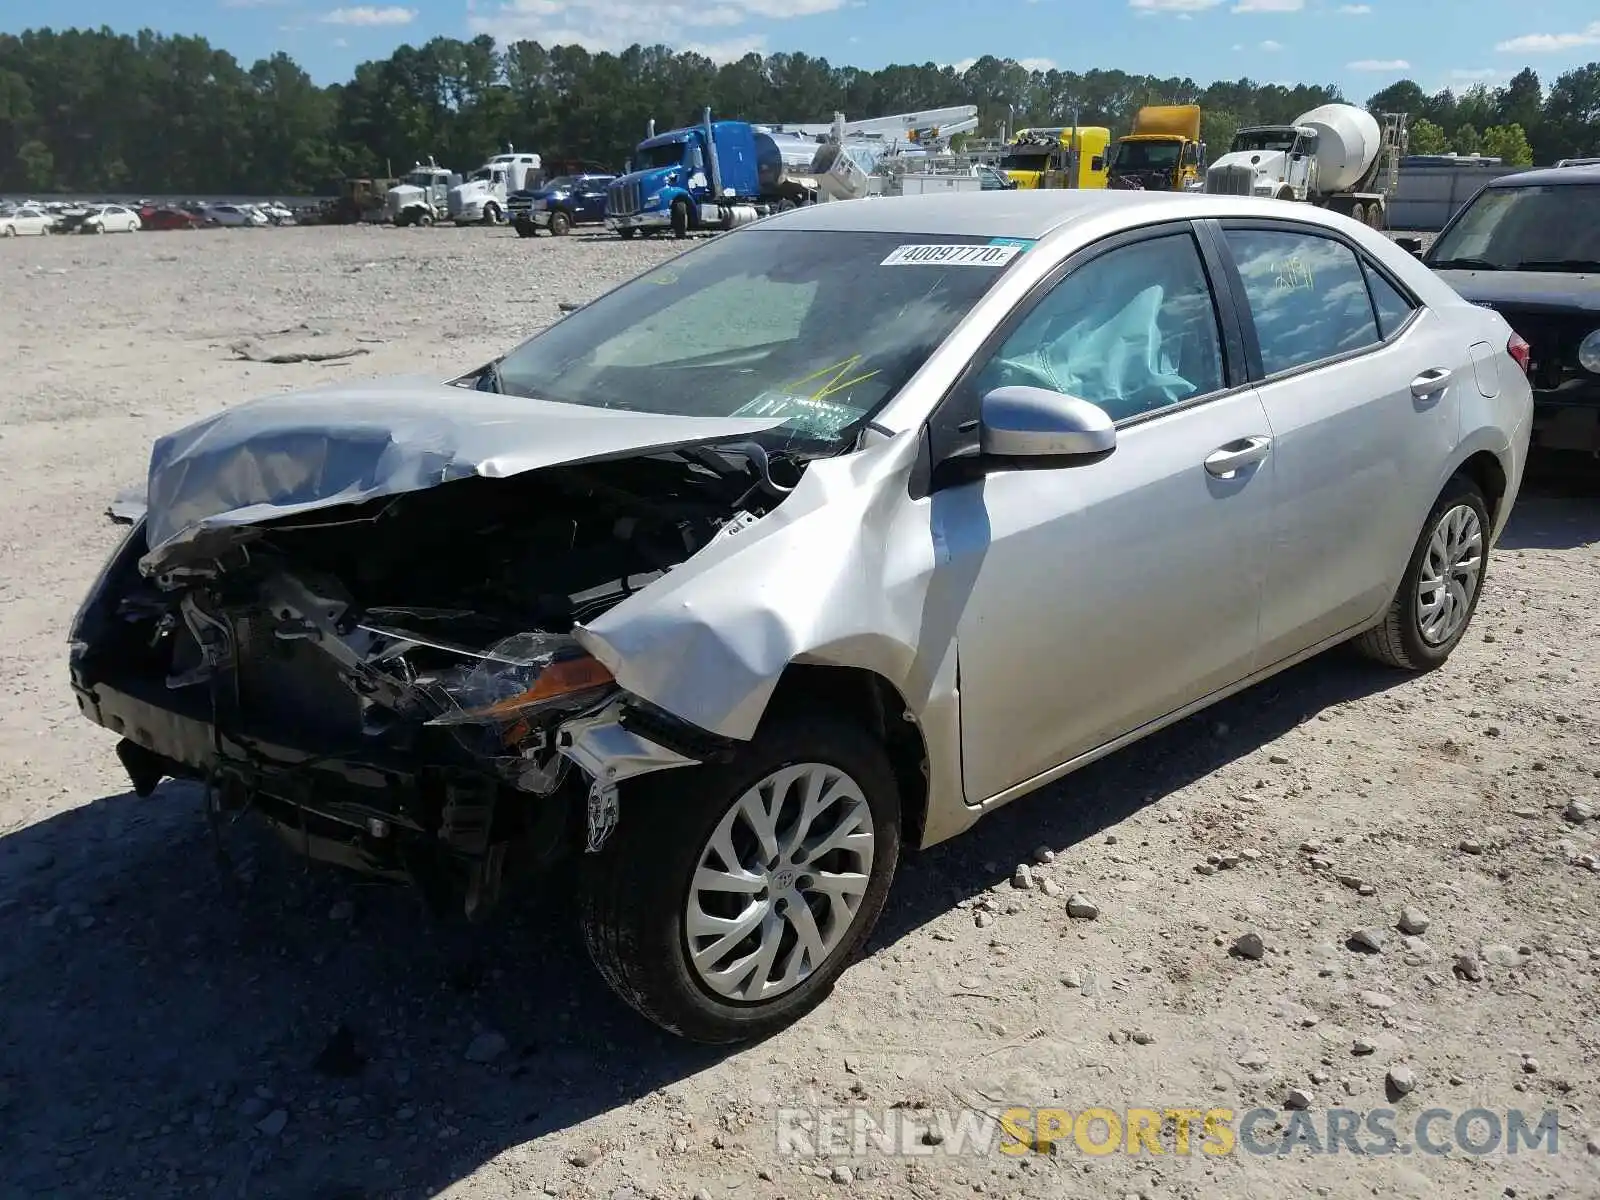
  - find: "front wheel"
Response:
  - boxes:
[616,227,637,240]
[579,714,901,1043]
[548,209,571,236]
[482,203,501,226]
[1354,474,1490,670]
[670,197,691,239]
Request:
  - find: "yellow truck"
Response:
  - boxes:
[999,126,1111,189]
[1106,104,1205,191]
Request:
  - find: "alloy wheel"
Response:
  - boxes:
[685,762,876,1003]
[1415,503,1484,645]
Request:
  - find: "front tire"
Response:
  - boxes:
[579,714,901,1044]
[670,197,691,239]
[548,209,571,236]
[1355,473,1490,670]
[482,202,501,226]
[617,227,637,240]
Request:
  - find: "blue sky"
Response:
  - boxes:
[10,0,1600,102]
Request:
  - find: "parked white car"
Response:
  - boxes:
[80,204,143,234]
[204,204,269,228]
[0,205,54,237]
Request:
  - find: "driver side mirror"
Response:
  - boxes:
[1392,235,1424,258]
[980,386,1117,461]
[1090,155,1105,172]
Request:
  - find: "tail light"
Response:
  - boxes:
[1507,331,1531,373]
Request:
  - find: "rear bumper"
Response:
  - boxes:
[1531,379,1600,454]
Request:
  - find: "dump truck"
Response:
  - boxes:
[998,126,1111,189]
[1106,104,1205,191]
[1203,104,1408,229]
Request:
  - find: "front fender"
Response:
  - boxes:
[576,430,942,742]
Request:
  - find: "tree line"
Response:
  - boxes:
[2,26,1597,196]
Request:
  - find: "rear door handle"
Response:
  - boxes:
[1204,435,1273,477]
[1410,367,1452,399]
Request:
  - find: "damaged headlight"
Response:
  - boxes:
[424,631,615,730]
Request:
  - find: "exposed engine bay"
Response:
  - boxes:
[70,443,802,916]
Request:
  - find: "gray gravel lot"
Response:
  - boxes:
[1,222,1597,1200]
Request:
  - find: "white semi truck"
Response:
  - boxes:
[384,159,460,226]
[447,148,543,225]
[1203,104,1407,229]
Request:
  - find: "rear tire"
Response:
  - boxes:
[549,210,571,236]
[1354,474,1490,671]
[578,713,901,1044]
[1366,203,1385,230]
[1349,202,1366,226]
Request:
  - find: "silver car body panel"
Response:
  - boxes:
[109,190,1531,856]
[576,194,1530,848]
[137,376,787,572]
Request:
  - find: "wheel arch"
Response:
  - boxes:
[762,663,930,851]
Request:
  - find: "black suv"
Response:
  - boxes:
[1419,165,1600,456]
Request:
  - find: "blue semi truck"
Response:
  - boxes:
[604,108,817,239]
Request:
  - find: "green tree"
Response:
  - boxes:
[1481,123,1533,165]
[1408,117,1449,154]
[1452,124,1482,154]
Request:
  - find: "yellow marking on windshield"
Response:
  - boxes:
[786,355,881,401]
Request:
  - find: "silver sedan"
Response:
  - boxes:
[70,190,1532,1043]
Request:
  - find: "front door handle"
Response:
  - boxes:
[1410,367,1453,399]
[1204,435,1273,477]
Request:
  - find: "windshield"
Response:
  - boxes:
[1113,140,1180,170]
[1429,183,1600,271]
[1232,129,1296,153]
[403,170,438,186]
[493,229,1027,452]
[636,141,688,171]
[998,150,1050,171]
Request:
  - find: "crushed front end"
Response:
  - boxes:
[69,454,764,917]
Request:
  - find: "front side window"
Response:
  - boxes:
[1224,228,1380,375]
[637,142,687,170]
[1427,183,1600,271]
[494,230,1026,453]
[972,233,1224,421]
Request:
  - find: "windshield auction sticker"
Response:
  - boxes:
[881,243,1023,267]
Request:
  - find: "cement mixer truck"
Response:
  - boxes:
[1203,104,1408,229]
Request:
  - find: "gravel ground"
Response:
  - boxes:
[1,223,1598,1200]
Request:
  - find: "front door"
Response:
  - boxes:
[934,226,1276,803]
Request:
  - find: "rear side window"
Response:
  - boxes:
[1223,228,1380,375]
[1363,261,1417,339]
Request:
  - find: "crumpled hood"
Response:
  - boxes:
[138,374,786,572]
[1432,269,1600,315]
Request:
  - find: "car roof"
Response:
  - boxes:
[1485,164,1600,188]
[757,189,1376,240]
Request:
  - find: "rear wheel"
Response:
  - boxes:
[1349,202,1366,226]
[579,714,901,1043]
[1355,474,1490,671]
[549,210,572,236]
[1366,203,1386,230]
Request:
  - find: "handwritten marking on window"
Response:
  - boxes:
[1271,255,1315,293]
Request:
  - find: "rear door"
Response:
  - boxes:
[1207,218,1461,664]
